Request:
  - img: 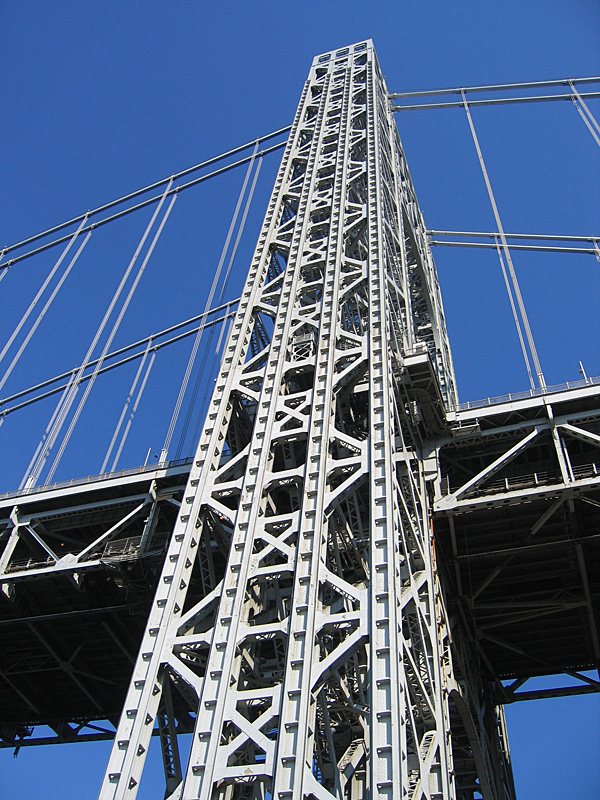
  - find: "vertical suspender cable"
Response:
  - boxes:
[160,144,260,463]
[183,160,263,456]
[0,229,93,394]
[174,155,264,459]
[493,236,535,389]
[20,376,76,489]
[110,348,157,472]
[109,345,157,472]
[189,307,234,456]
[0,215,89,372]
[461,91,546,390]
[569,81,600,148]
[45,189,178,484]
[101,337,153,474]
[214,302,232,357]
[22,179,174,489]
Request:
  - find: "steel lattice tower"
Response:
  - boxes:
[96,40,514,799]
[4,37,600,800]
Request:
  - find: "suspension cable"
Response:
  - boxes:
[569,82,600,148]
[189,307,234,453]
[1,310,235,420]
[22,179,174,489]
[174,325,215,461]
[428,240,598,255]
[392,91,600,112]
[569,81,600,135]
[45,187,178,484]
[427,229,600,243]
[160,145,260,462]
[110,349,157,472]
[493,236,535,390]
[2,126,291,258]
[19,378,75,490]
[2,141,287,271]
[0,216,89,371]
[101,338,153,474]
[0,298,239,409]
[175,155,263,458]
[461,90,546,391]
[390,75,600,100]
[0,228,93,395]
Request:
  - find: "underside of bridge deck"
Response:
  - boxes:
[434,383,600,702]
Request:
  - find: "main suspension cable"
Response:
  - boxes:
[1,310,235,420]
[392,91,600,112]
[389,75,600,100]
[2,126,291,259]
[428,229,600,243]
[0,216,88,370]
[21,180,174,488]
[45,186,178,484]
[2,141,287,271]
[0,298,239,410]
[0,226,93,394]
[428,240,598,254]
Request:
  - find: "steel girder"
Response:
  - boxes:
[433,388,600,702]
[97,41,512,800]
[0,465,191,746]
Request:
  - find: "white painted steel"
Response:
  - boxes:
[92,41,512,800]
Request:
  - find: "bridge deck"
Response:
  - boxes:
[0,462,193,746]
[434,381,600,701]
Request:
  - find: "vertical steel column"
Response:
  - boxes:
[99,40,512,800]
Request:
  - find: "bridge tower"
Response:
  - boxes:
[97,40,513,799]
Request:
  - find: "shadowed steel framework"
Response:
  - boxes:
[1,40,599,800]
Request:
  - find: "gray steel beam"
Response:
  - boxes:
[94,40,514,800]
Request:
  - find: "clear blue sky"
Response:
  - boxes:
[1,1,599,798]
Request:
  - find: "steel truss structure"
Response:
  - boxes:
[434,383,600,706]
[93,39,501,799]
[2,39,599,800]
[0,463,193,744]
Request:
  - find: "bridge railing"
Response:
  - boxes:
[452,375,600,412]
[0,458,193,503]
[440,461,600,498]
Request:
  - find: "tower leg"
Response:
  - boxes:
[99,40,514,800]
